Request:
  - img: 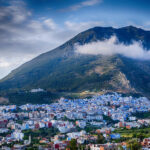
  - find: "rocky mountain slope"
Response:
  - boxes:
[0,26,150,103]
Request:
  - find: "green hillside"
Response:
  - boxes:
[0,26,150,104]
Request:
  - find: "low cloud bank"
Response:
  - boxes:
[75,36,150,60]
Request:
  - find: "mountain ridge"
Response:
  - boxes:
[2,26,150,79]
[0,26,150,103]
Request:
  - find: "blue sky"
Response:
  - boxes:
[22,0,150,26]
[0,0,150,78]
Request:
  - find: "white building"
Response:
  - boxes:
[11,130,24,141]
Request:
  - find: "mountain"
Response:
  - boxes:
[0,26,150,104]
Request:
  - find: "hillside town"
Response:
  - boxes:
[0,92,150,149]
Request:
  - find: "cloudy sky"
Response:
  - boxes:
[0,0,150,79]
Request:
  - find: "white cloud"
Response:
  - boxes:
[0,59,10,68]
[0,0,31,24]
[82,0,101,6]
[64,0,102,11]
[65,21,104,31]
[43,19,57,30]
[75,36,150,60]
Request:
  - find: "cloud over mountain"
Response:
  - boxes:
[75,36,150,60]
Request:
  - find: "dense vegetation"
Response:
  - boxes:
[0,91,59,105]
[23,128,59,140]
[113,127,150,140]
[133,112,150,119]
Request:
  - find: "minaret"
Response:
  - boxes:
[28,135,31,144]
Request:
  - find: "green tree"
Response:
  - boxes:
[127,139,141,150]
[97,134,105,144]
[136,133,144,141]
[68,139,78,150]
[118,145,124,150]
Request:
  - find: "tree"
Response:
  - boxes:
[136,133,144,141]
[78,144,86,150]
[118,145,124,150]
[97,134,105,144]
[68,139,78,150]
[127,139,141,150]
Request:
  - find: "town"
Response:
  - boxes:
[0,92,150,150]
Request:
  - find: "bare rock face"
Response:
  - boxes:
[110,72,135,92]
